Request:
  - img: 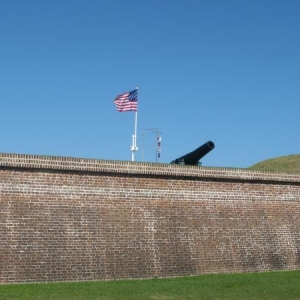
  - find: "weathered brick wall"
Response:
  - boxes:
[0,153,299,283]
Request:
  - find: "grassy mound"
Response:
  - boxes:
[248,155,300,173]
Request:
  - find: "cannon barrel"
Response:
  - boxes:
[170,140,215,165]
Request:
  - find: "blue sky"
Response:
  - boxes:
[1,0,299,168]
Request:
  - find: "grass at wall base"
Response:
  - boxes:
[1,270,300,300]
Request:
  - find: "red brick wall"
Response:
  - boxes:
[0,153,300,283]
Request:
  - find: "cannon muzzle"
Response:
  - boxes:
[170,141,215,165]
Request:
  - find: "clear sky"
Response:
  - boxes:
[1,0,299,168]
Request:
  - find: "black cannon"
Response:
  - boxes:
[170,140,215,165]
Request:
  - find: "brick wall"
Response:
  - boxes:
[0,153,299,283]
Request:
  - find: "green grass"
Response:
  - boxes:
[1,270,300,300]
[248,154,300,173]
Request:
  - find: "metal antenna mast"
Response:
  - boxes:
[142,128,162,162]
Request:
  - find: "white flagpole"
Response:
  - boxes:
[130,87,138,161]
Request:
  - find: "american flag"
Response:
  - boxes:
[113,89,138,112]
